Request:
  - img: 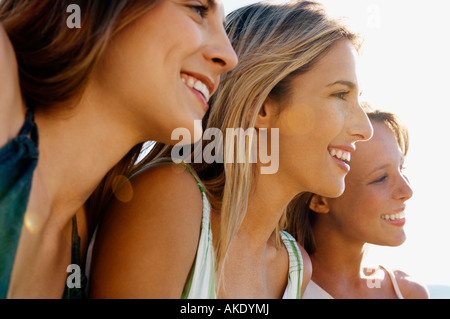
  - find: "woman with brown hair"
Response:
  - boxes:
[287,107,429,299]
[0,0,237,298]
[88,1,373,298]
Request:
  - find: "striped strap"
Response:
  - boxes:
[280,230,303,299]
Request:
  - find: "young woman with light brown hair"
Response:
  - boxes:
[89,0,372,298]
[0,0,237,298]
[287,106,429,299]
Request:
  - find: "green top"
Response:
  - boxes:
[0,108,85,299]
[0,108,38,298]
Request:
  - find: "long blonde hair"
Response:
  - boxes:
[198,0,362,282]
[89,0,362,288]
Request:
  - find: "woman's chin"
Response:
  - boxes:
[318,182,345,199]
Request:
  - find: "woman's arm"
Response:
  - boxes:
[89,163,204,298]
[0,23,25,148]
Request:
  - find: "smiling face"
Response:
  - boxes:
[271,39,373,198]
[93,0,237,144]
[322,121,413,246]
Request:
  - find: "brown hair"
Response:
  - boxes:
[286,105,410,254]
[0,0,160,109]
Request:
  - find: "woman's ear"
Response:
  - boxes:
[254,96,279,129]
[309,195,330,214]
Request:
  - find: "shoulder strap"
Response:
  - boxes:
[280,230,303,299]
[180,166,215,299]
[18,107,39,145]
[380,265,404,299]
[181,163,206,194]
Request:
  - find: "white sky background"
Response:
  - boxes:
[224,0,450,287]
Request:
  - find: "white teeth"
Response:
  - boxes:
[381,211,406,221]
[343,152,351,162]
[183,75,210,102]
[329,148,351,163]
[187,77,195,88]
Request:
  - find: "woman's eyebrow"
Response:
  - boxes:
[370,163,389,175]
[326,80,356,89]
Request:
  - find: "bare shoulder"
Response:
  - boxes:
[0,23,24,147]
[130,162,204,208]
[297,242,312,296]
[393,269,430,299]
[89,163,204,298]
[108,162,204,231]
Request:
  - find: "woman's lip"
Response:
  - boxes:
[328,145,356,153]
[391,207,406,214]
[331,154,350,172]
[381,208,406,227]
[382,217,406,227]
[180,71,215,97]
[186,85,209,111]
[180,73,210,112]
[328,145,353,172]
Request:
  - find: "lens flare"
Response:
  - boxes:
[111,175,134,203]
[24,210,44,234]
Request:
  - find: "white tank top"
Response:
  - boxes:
[302,266,404,299]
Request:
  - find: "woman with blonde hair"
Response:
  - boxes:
[0,0,237,298]
[89,0,372,298]
[287,106,429,299]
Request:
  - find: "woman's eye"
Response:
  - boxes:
[333,91,349,100]
[190,5,209,18]
[372,175,387,183]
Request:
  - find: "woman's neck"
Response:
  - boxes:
[33,86,142,226]
[311,223,370,296]
[213,171,294,298]
[241,171,300,250]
